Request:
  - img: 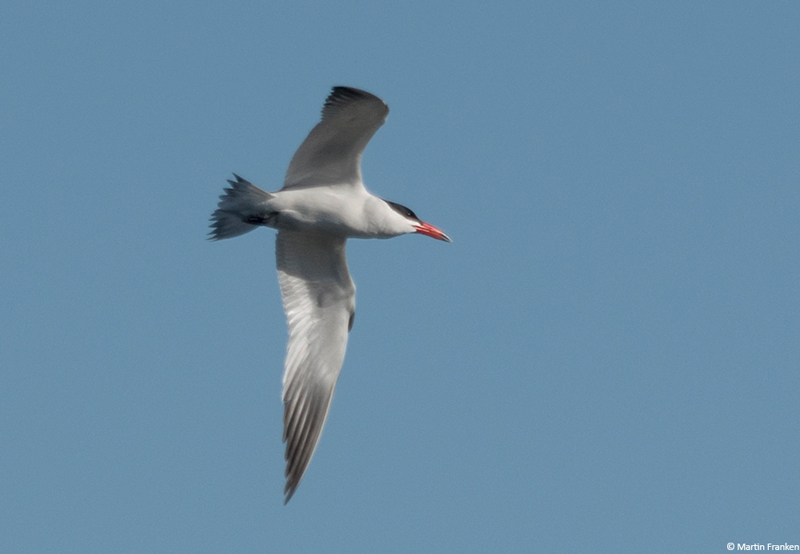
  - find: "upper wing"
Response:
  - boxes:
[275,230,356,503]
[282,86,389,190]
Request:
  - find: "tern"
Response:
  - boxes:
[209,86,451,503]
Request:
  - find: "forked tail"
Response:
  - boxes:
[209,174,274,240]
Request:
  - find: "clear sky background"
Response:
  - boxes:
[2,2,798,552]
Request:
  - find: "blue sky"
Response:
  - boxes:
[2,1,799,552]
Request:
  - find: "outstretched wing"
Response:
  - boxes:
[275,230,356,503]
[283,86,389,190]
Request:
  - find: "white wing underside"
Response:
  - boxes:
[276,230,355,503]
[282,87,389,190]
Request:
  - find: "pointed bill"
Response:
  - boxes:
[414,221,452,242]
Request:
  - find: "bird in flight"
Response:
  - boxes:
[209,86,451,503]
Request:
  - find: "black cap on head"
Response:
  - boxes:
[383,199,420,222]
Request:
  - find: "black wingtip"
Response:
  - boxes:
[326,86,370,103]
[322,86,383,115]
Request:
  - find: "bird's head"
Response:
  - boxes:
[382,199,452,242]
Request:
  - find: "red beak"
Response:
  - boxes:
[415,221,452,242]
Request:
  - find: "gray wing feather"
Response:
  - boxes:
[282,86,389,190]
[276,230,355,503]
